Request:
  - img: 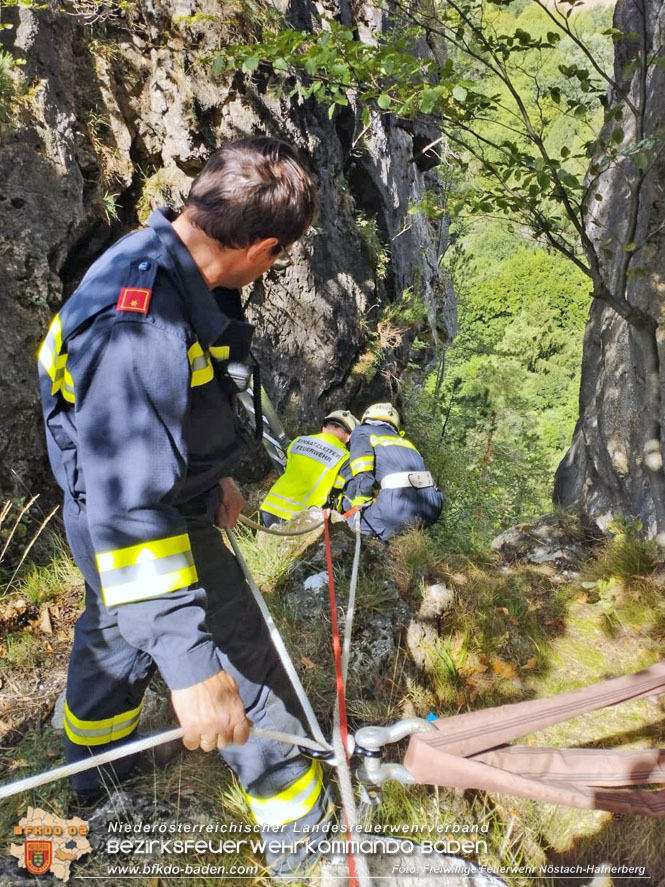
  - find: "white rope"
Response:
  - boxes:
[0,726,328,801]
[332,714,373,887]
[326,511,372,887]
[342,514,362,684]
[226,529,331,752]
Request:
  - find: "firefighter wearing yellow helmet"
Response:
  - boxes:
[260,409,359,526]
[345,402,443,540]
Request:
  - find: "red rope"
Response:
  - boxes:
[322,508,358,887]
[341,504,362,520]
[341,499,374,520]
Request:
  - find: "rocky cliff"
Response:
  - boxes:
[554,0,665,539]
[0,0,454,498]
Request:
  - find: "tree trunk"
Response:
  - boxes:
[553,0,665,541]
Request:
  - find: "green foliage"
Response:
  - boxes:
[355,211,389,280]
[211,1,654,274]
[399,226,590,549]
[0,49,24,130]
[101,190,120,223]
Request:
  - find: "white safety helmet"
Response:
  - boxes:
[361,402,401,430]
[323,409,360,434]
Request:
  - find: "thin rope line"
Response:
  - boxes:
[342,514,362,685]
[0,727,327,801]
[226,529,331,751]
[238,513,324,536]
[324,509,372,887]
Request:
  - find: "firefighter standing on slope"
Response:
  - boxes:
[259,410,359,527]
[37,137,330,879]
[345,403,443,541]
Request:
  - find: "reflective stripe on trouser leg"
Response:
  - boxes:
[62,497,155,793]
[64,699,143,746]
[187,519,332,861]
[245,760,324,826]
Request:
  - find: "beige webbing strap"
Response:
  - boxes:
[404,660,665,816]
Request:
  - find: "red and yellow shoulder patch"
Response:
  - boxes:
[116,287,152,314]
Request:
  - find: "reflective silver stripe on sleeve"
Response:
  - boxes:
[99,550,195,590]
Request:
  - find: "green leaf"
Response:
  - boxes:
[452,85,467,102]
[622,60,638,80]
[612,126,624,143]
[241,55,259,73]
[331,62,349,78]
[377,93,392,110]
[211,56,225,76]
[419,88,439,114]
[624,242,638,252]
[635,150,650,171]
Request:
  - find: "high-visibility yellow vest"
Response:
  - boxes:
[261,432,349,521]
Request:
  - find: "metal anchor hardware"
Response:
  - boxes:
[354,718,437,791]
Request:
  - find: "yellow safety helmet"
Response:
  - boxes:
[361,402,400,430]
[323,409,360,434]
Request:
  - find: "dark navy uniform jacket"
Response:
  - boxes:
[346,420,430,502]
[38,208,254,689]
[345,420,443,540]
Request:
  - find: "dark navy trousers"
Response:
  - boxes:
[357,486,444,541]
[62,495,328,838]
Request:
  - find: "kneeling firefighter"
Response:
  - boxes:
[345,403,443,541]
[260,410,359,527]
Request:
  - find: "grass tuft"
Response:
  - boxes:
[388,527,439,595]
[582,517,662,586]
[18,533,80,606]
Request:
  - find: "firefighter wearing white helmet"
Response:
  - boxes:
[361,402,401,428]
[260,409,359,526]
[345,402,443,540]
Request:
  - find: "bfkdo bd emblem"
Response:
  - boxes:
[25,840,52,874]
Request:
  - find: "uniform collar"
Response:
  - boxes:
[148,207,242,348]
[318,431,347,450]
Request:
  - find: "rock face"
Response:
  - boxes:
[0,0,454,499]
[553,0,665,539]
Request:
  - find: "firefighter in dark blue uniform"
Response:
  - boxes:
[38,138,328,876]
[345,403,443,540]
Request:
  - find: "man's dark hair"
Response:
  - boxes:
[184,137,319,249]
[323,420,347,433]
